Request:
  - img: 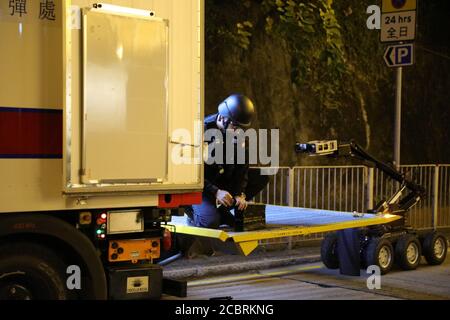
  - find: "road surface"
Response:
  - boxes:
[164,253,450,300]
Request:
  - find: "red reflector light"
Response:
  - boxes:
[158,192,202,208]
[163,229,172,251]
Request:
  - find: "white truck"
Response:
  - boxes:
[0,0,204,300]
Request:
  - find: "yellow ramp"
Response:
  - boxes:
[168,205,402,256]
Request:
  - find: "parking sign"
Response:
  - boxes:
[384,43,415,67]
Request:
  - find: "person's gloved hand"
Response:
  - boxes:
[216,189,234,207]
[234,194,248,211]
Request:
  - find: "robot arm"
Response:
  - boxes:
[295,140,425,215]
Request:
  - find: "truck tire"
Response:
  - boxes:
[395,234,421,270]
[0,242,69,300]
[364,237,394,275]
[321,232,339,269]
[0,214,107,299]
[422,232,448,265]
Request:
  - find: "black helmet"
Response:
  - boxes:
[218,94,255,128]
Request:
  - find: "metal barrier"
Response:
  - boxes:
[373,165,435,229]
[253,165,450,246]
[437,165,450,228]
[253,167,291,206]
[292,166,368,213]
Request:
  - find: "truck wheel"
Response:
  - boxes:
[422,232,448,265]
[395,234,421,270]
[364,237,394,275]
[0,243,69,300]
[321,232,339,269]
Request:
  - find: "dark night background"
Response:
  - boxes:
[204,0,450,166]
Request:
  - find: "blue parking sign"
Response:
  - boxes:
[384,43,414,67]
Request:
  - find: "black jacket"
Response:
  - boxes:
[203,114,249,200]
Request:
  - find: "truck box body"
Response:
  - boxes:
[0,0,204,213]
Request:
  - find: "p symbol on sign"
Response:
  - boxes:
[396,47,410,64]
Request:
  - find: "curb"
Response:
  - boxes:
[163,252,322,280]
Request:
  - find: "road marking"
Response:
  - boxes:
[188,265,323,287]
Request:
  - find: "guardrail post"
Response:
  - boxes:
[432,165,440,230]
[366,167,374,211]
[288,168,295,207]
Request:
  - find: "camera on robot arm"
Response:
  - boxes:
[295,140,339,157]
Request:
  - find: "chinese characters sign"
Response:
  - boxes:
[9,0,27,17]
[39,0,56,20]
[381,0,416,43]
[8,0,56,21]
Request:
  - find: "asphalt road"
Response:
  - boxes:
[164,253,450,300]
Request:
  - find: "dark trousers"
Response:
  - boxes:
[189,168,270,229]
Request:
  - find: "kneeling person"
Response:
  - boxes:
[188,94,269,229]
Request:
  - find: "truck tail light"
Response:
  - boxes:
[162,229,172,251]
[96,212,107,240]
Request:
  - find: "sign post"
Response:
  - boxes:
[394,67,402,170]
[380,0,417,169]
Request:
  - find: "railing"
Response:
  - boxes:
[291,166,368,213]
[438,165,450,228]
[373,165,436,229]
[254,167,291,206]
[253,165,450,247]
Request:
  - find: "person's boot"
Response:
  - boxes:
[185,206,195,226]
